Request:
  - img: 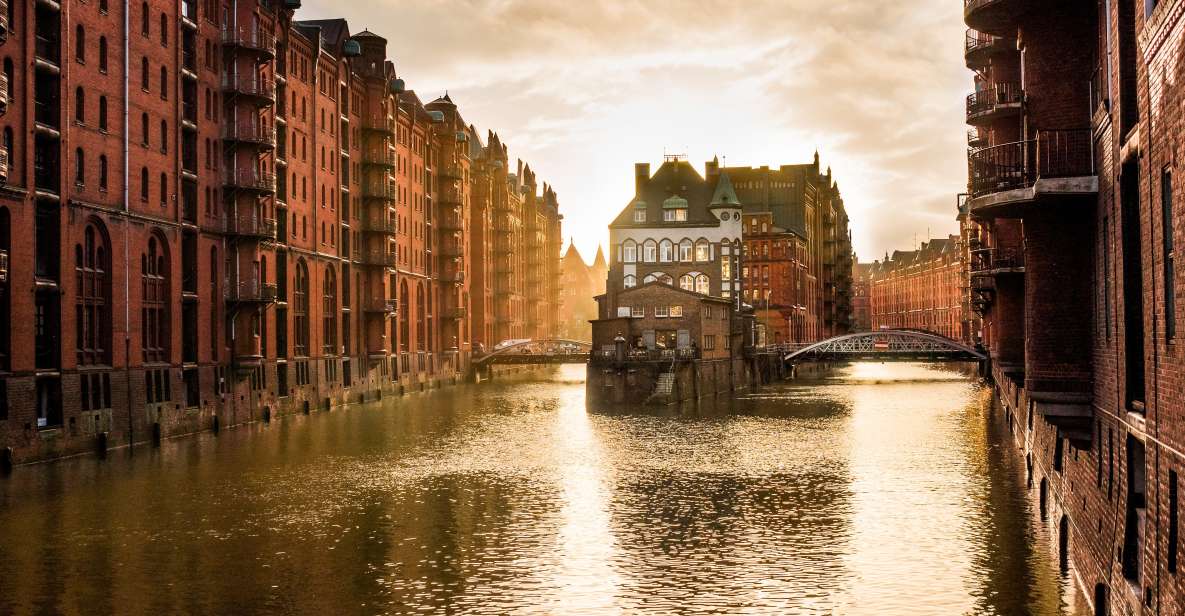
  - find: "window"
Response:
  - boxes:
[703,334,716,350]
[75,222,111,365]
[634,210,646,223]
[631,306,644,318]
[160,120,167,152]
[679,274,694,291]
[622,240,637,263]
[140,167,149,200]
[294,260,309,356]
[663,209,687,222]
[141,57,149,90]
[141,235,169,363]
[659,239,673,262]
[99,37,108,72]
[74,88,85,124]
[655,306,669,318]
[670,305,683,317]
[74,149,85,185]
[160,66,168,99]
[98,96,108,130]
[141,2,149,36]
[141,113,149,145]
[695,239,711,262]
[159,173,167,205]
[75,25,86,63]
[99,155,108,190]
[679,239,693,262]
[623,274,636,289]
[1164,168,1175,340]
[160,13,168,46]
[643,239,657,263]
[695,274,710,295]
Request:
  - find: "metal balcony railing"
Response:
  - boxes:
[223,214,277,240]
[445,307,467,320]
[222,123,277,147]
[968,128,987,147]
[0,73,8,113]
[363,182,396,200]
[364,297,398,314]
[964,29,1008,65]
[223,169,277,193]
[442,270,465,283]
[225,278,277,303]
[363,115,395,134]
[967,129,1094,198]
[221,26,276,56]
[440,243,463,258]
[363,148,396,167]
[362,217,396,234]
[0,248,8,282]
[439,213,463,231]
[361,250,397,267]
[0,146,8,184]
[221,75,276,102]
[966,82,1022,120]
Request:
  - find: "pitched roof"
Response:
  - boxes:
[709,171,739,207]
[609,160,724,229]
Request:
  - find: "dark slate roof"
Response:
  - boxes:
[296,18,350,48]
[609,160,724,229]
[709,171,739,207]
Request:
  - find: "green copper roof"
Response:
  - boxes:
[662,195,688,209]
[709,172,739,207]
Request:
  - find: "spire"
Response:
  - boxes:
[593,245,608,270]
[709,171,739,207]
[813,149,820,167]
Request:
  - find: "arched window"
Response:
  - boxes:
[159,172,167,205]
[74,149,84,185]
[293,260,309,356]
[99,155,108,190]
[140,167,149,200]
[160,119,167,152]
[416,282,426,352]
[642,239,657,263]
[160,13,168,46]
[141,112,149,144]
[623,274,637,289]
[75,25,86,62]
[643,273,658,284]
[322,267,337,355]
[159,66,167,99]
[399,279,410,352]
[75,221,111,365]
[659,239,673,263]
[3,128,12,175]
[141,2,149,36]
[679,274,694,292]
[695,274,710,295]
[679,239,693,262]
[695,239,711,262]
[99,37,108,72]
[660,273,673,286]
[209,247,219,354]
[74,87,85,123]
[141,57,149,90]
[98,96,108,130]
[622,239,636,263]
[141,234,169,362]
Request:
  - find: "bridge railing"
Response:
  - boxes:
[589,348,700,364]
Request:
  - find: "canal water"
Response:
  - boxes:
[0,363,1086,615]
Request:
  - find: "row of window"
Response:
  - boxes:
[623,272,712,295]
[618,305,685,318]
[619,238,719,264]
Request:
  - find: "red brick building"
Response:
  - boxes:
[0,0,562,464]
[867,236,968,343]
[558,241,604,342]
[963,0,1185,612]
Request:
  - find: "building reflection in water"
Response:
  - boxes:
[0,363,1083,615]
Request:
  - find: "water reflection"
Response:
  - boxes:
[0,363,1082,615]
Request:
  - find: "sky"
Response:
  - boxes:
[301,0,970,265]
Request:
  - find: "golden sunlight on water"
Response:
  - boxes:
[0,363,1085,615]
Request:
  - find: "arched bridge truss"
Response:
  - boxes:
[783,330,986,363]
[473,339,593,366]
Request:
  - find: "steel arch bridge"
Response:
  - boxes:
[473,339,593,366]
[783,329,986,363]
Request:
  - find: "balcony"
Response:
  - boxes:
[34,36,61,71]
[362,181,396,200]
[223,169,277,194]
[222,26,276,57]
[221,75,276,104]
[363,115,395,135]
[966,82,1022,125]
[440,242,463,259]
[364,297,398,315]
[0,146,7,184]
[964,30,1011,69]
[222,123,277,149]
[361,216,396,235]
[441,270,465,284]
[363,148,396,168]
[970,246,1025,275]
[445,307,467,320]
[223,214,277,241]
[967,128,988,148]
[0,248,7,282]
[963,0,1021,37]
[225,278,277,303]
[967,129,1097,216]
[439,165,462,180]
[360,249,397,268]
[439,213,463,232]
[0,73,7,114]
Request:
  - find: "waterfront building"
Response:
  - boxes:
[962,0,1185,612]
[558,241,603,341]
[0,0,562,464]
[867,236,967,343]
[723,153,854,342]
[851,262,872,332]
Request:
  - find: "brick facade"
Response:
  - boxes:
[963,1,1185,613]
[0,0,562,464]
[868,236,969,343]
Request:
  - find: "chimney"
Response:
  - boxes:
[635,163,650,196]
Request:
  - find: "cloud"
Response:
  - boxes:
[299,0,970,259]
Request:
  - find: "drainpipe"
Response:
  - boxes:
[123,0,133,447]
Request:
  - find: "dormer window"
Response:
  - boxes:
[663,195,688,222]
[633,200,647,223]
